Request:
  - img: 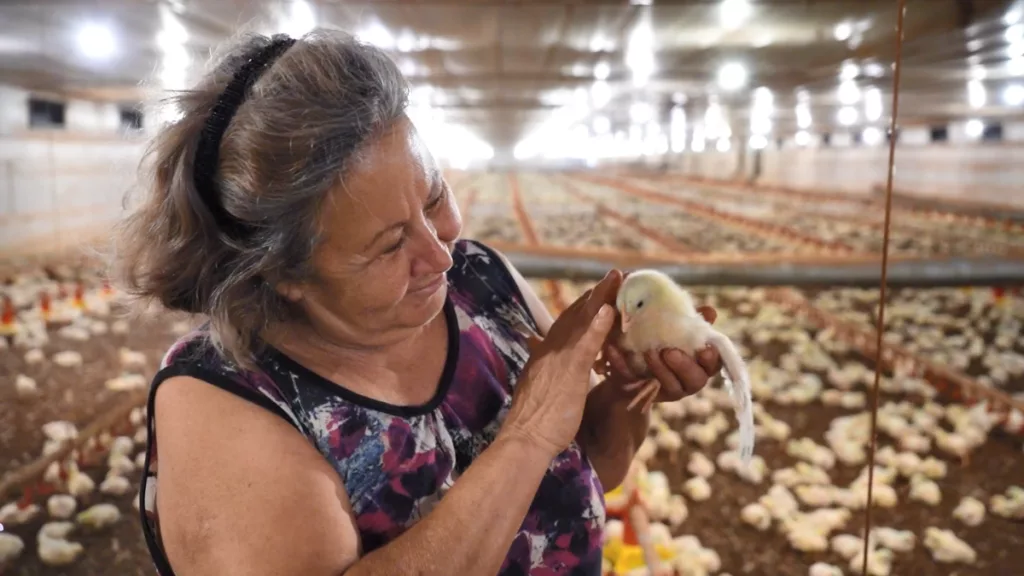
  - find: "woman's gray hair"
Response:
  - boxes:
[113,29,409,368]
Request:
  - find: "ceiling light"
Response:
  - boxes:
[863,62,885,77]
[796,88,810,102]
[1007,24,1024,44]
[1007,7,1023,25]
[720,0,753,29]
[1009,56,1024,76]
[593,115,611,134]
[594,61,610,80]
[284,0,316,37]
[840,61,860,81]
[968,80,987,108]
[834,22,853,41]
[795,130,811,146]
[970,66,987,80]
[691,135,706,152]
[837,106,859,126]
[591,80,611,108]
[396,31,416,52]
[965,119,984,139]
[672,92,687,105]
[76,23,117,61]
[717,62,747,91]
[749,134,768,149]
[864,87,883,122]
[629,102,654,124]
[358,22,394,49]
[796,103,812,129]
[753,86,774,110]
[716,137,732,152]
[1004,83,1024,105]
[838,80,861,105]
[862,126,883,145]
[750,116,772,136]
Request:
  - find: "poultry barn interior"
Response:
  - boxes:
[1,0,1024,575]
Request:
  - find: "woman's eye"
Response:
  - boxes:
[427,189,446,211]
[383,237,405,255]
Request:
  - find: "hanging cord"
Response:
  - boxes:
[861,0,907,573]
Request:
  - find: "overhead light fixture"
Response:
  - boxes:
[626,15,655,87]
[838,80,861,105]
[1007,7,1023,25]
[720,0,753,29]
[1004,83,1024,105]
[76,22,117,61]
[1009,56,1024,76]
[358,21,394,49]
[863,62,885,77]
[862,126,883,145]
[717,62,748,91]
[396,31,417,52]
[796,103,812,129]
[834,22,853,41]
[716,137,732,152]
[968,80,987,108]
[593,115,611,134]
[594,61,610,80]
[749,134,768,149]
[1007,24,1024,44]
[284,0,316,38]
[795,130,811,146]
[864,87,883,122]
[840,61,860,81]
[965,119,985,139]
[591,80,611,108]
[629,101,654,124]
[670,107,687,153]
[837,106,859,126]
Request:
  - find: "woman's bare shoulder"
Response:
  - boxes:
[153,376,361,576]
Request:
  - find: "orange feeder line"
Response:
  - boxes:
[558,179,700,255]
[574,174,860,256]
[766,288,1024,434]
[0,296,14,334]
[72,283,85,310]
[507,174,567,313]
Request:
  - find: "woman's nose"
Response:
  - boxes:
[411,221,453,276]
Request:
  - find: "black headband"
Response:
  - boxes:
[193,34,296,236]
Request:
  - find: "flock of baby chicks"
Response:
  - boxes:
[0,406,149,568]
[0,264,179,572]
[594,285,1023,576]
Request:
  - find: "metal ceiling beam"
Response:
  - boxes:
[504,253,1024,288]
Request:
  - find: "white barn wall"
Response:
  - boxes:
[0,84,145,256]
[669,121,1024,209]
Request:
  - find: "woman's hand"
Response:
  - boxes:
[596,305,723,409]
[501,270,622,459]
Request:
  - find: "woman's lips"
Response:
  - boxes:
[410,275,445,294]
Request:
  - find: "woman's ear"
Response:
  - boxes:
[275,281,304,303]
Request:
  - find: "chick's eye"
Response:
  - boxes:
[637,300,644,309]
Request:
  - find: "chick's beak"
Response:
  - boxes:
[620,312,632,334]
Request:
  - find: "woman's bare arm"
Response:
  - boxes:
[155,376,552,576]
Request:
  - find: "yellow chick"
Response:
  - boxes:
[616,270,755,462]
[76,503,121,529]
[0,533,25,566]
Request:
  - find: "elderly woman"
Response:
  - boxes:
[117,30,720,576]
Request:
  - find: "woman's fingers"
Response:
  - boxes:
[696,345,723,377]
[659,348,710,396]
[644,349,686,399]
[604,345,639,382]
[696,305,717,325]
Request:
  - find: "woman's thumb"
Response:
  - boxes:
[574,305,615,367]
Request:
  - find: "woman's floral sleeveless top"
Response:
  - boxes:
[139,239,605,576]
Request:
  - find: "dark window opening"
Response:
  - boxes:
[29,98,65,128]
[982,122,1003,142]
[822,132,832,146]
[120,107,143,131]
[929,125,948,143]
